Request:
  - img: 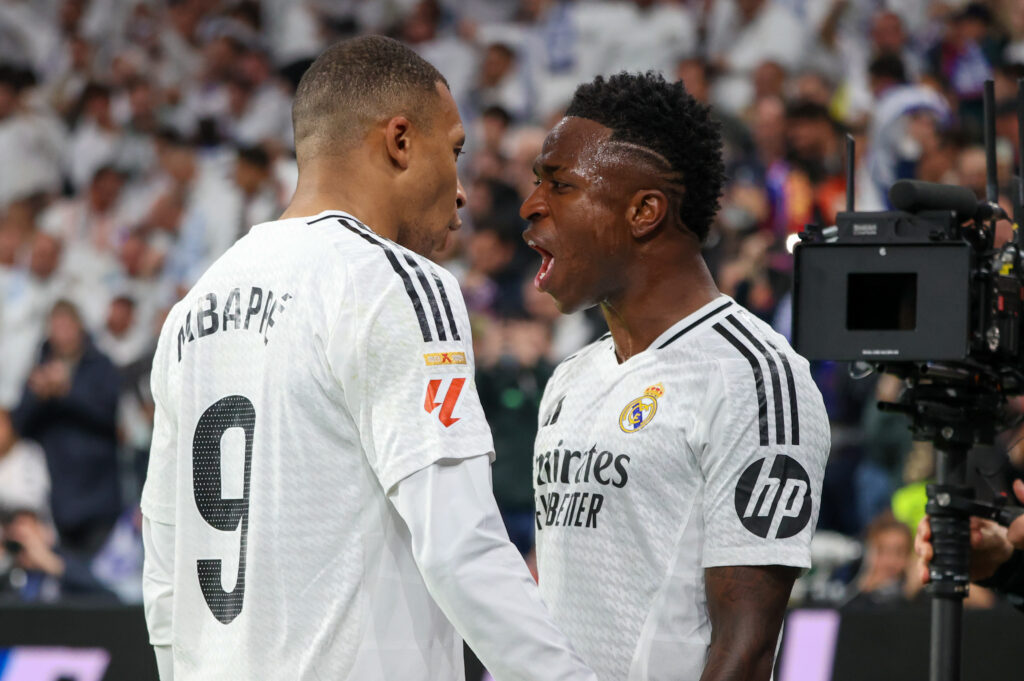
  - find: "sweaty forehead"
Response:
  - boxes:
[539,117,614,170]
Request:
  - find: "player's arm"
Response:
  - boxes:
[142,516,175,681]
[331,264,595,681]
[391,455,596,681]
[140,321,178,681]
[700,565,799,681]
[695,346,829,681]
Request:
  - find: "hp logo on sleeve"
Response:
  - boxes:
[734,455,811,539]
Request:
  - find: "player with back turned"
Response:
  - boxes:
[140,36,596,681]
[520,72,831,681]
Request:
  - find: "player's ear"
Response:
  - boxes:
[384,116,413,170]
[627,189,668,240]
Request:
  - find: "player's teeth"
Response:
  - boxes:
[528,240,536,247]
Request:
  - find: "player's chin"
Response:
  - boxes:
[423,230,450,260]
[544,285,582,315]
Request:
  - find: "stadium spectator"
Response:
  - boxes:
[843,511,917,608]
[0,231,69,409]
[10,300,121,556]
[0,409,49,517]
[0,509,118,602]
[477,314,555,554]
[229,145,282,235]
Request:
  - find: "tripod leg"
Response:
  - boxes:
[930,597,962,681]
[927,445,971,681]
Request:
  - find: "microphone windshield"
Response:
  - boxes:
[889,180,979,221]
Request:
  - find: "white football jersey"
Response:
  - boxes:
[533,296,829,681]
[141,210,493,680]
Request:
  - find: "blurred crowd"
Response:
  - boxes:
[3,0,1024,612]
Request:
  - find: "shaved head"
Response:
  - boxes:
[292,35,449,162]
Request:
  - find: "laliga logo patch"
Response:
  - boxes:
[619,383,663,433]
[734,454,811,539]
[424,378,465,427]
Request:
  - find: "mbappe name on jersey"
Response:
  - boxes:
[535,442,630,531]
[177,286,293,361]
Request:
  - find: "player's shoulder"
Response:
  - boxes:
[693,302,828,450]
[305,211,457,289]
[693,303,805,376]
[303,212,468,345]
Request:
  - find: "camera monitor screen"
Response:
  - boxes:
[846,273,917,331]
[794,242,970,361]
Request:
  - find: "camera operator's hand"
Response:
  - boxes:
[915,479,1024,583]
[1006,479,1024,549]
[915,516,1012,583]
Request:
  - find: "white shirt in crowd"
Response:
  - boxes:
[0,437,49,516]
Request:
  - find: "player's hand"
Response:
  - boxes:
[915,515,1015,584]
[1006,479,1024,550]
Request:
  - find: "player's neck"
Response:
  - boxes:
[600,255,719,364]
[280,162,401,240]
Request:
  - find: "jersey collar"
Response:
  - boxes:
[651,296,735,350]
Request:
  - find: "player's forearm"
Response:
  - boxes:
[153,645,174,681]
[142,515,176,680]
[699,635,776,681]
[700,565,798,681]
[392,456,597,681]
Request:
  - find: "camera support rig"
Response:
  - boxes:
[796,78,1024,681]
[876,362,1023,681]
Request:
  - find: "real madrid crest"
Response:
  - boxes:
[619,383,664,433]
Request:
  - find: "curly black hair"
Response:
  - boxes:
[565,72,725,242]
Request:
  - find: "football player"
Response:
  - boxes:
[521,72,831,681]
[141,36,595,681]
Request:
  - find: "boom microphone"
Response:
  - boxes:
[889,180,982,221]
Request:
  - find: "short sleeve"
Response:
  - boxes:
[141,314,179,524]
[696,355,828,570]
[328,261,494,493]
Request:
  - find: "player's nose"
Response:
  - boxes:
[456,178,467,210]
[520,186,547,223]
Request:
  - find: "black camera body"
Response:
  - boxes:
[794,182,1024,381]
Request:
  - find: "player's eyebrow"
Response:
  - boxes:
[532,160,564,177]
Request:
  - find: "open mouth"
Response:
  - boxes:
[527,240,554,290]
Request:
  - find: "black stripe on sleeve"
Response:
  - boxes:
[429,269,461,341]
[402,253,447,341]
[657,300,734,349]
[333,218,432,342]
[727,315,786,445]
[713,322,769,446]
[766,339,800,445]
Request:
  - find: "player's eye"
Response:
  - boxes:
[454,147,464,161]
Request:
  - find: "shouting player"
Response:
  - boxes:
[521,72,831,681]
[141,36,596,681]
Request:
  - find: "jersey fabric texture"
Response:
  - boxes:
[141,210,493,680]
[533,296,830,681]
